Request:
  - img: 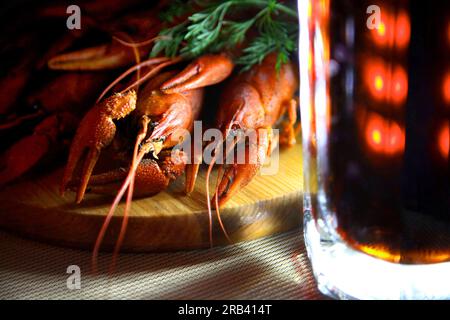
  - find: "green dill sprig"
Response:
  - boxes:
[151,0,298,71]
[151,22,188,58]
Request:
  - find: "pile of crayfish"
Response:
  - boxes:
[0,0,299,270]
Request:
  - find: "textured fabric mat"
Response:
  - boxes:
[0,229,324,300]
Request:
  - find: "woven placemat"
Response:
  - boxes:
[0,228,324,300]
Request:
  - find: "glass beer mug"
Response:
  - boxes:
[299,0,450,299]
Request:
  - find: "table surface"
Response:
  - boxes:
[0,228,325,300]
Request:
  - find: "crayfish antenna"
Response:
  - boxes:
[116,34,142,93]
[204,121,239,248]
[121,57,183,93]
[214,166,232,244]
[92,118,149,274]
[112,35,170,49]
[97,57,171,102]
[110,117,150,274]
[205,151,217,249]
[91,156,138,274]
[212,127,243,245]
[108,138,140,273]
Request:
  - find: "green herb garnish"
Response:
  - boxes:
[151,0,298,71]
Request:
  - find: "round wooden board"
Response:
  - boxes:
[0,144,303,252]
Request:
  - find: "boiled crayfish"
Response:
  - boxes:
[59,53,233,271]
[188,52,299,244]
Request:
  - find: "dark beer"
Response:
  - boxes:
[304,0,449,264]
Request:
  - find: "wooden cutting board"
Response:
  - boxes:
[0,144,303,252]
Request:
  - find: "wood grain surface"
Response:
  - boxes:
[0,144,303,252]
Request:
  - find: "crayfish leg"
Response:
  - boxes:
[279,99,298,147]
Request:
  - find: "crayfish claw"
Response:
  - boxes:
[75,148,100,203]
[214,127,272,207]
[48,43,143,71]
[60,90,137,202]
[185,163,200,194]
[160,53,234,94]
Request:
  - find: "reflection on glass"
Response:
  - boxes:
[447,20,450,44]
[363,59,408,104]
[357,109,405,156]
[371,9,410,49]
[444,72,450,104]
[438,123,449,160]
